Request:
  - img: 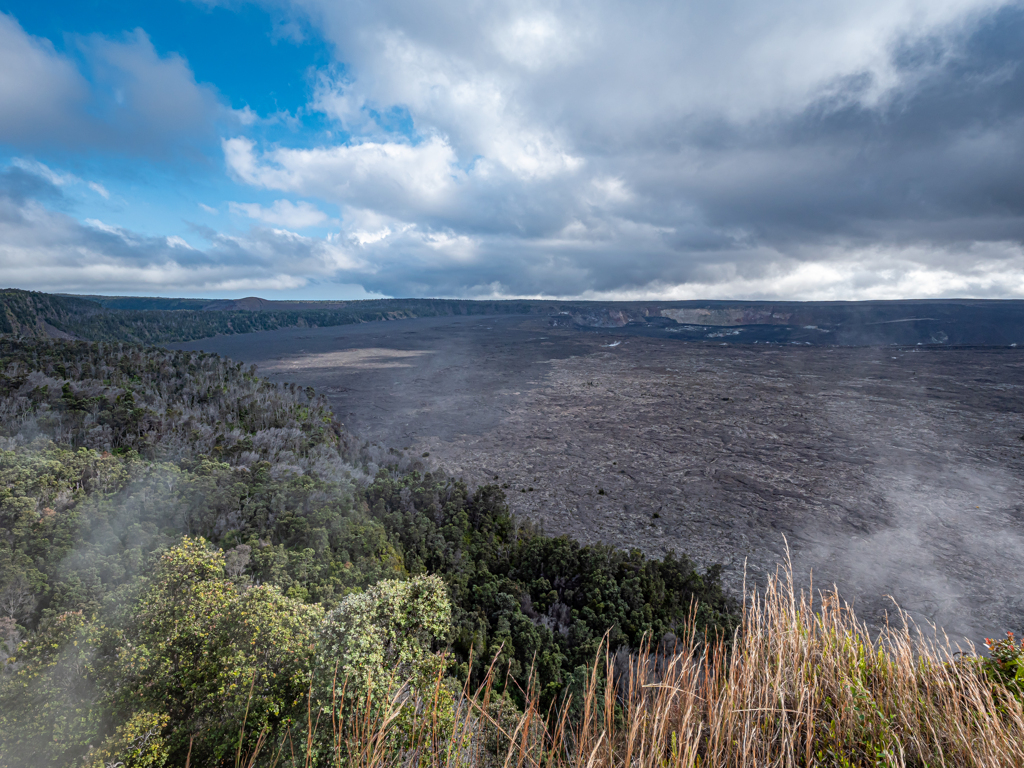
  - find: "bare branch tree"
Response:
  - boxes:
[0,575,35,622]
[225,544,252,579]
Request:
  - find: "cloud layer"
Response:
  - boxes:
[0,12,244,157]
[3,1,1024,299]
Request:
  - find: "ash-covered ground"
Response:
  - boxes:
[173,315,1024,645]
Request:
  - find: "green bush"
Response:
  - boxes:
[117,538,323,765]
[983,631,1024,699]
[314,574,452,704]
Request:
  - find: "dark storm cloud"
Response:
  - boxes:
[681,5,1024,247]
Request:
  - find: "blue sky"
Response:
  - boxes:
[4,1,326,115]
[2,0,1024,300]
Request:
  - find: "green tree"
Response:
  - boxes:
[314,574,452,704]
[117,538,323,765]
[0,611,106,768]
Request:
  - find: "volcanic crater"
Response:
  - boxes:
[173,313,1024,644]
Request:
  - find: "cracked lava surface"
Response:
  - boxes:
[173,314,1024,644]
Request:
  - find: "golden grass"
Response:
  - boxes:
[253,561,1024,768]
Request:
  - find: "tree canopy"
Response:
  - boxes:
[0,338,737,767]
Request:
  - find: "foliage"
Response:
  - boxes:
[117,538,323,765]
[982,631,1024,698]
[85,711,171,768]
[363,469,738,708]
[0,611,107,768]
[0,337,347,462]
[314,575,452,703]
[0,291,100,339]
[0,337,740,766]
[171,568,1024,768]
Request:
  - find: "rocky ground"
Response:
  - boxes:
[173,315,1024,644]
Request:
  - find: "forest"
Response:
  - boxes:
[0,337,736,767]
[0,289,539,345]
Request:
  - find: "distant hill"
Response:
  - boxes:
[0,289,537,344]
[551,298,1024,346]
[0,290,103,339]
[4,289,1024,346]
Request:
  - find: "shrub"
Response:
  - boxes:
[983,631,1024,699]
[86,711,171,768]
[314,574,452,704]
[117,538,323,765]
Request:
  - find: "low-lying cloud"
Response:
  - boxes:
[0,168,334,294]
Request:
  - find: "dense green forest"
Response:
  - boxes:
[0,338,737,767]
[0,288,541,345]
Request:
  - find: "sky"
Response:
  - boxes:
[1,0,1024,301]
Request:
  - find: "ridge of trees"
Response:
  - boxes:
[0,289,540,345]
[0,339,737,767]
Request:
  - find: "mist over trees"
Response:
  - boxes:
[0,338,735,767]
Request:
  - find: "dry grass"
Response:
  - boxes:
[254,561,1024,768]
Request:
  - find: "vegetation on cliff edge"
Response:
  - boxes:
[0,339,735,767]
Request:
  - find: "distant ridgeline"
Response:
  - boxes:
[0,289,540,345]
[4,287,1024,346]
[548,298,1024,347]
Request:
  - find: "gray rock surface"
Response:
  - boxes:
[172,315,1024,645]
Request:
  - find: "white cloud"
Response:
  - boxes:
[595,243,1024,303]
[0,14,89,146]
[311,74,374,134]
[422,230,478,261]
[224,135,463,215]
[0,15,247,156]
[289,0,1006,160]
[236,105,259,126]
[492,11,583,72]
[12,158,80,187]
[306,24,584,181]
[588,177,633,207]
[84,218,132,240]
[229,199,333,228]
[0,186,358,294]
[166,235,194,249]
[11,158,114,202]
